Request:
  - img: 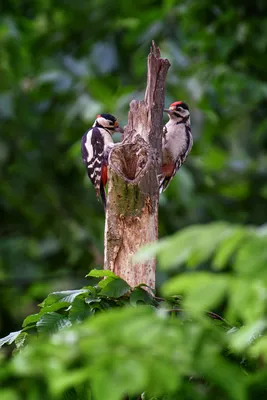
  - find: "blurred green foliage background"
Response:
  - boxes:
[1,0,267,354]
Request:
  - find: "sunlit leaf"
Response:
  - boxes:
[40,290,88,308]
[14,332,28,350]
[87,269,118,278]
[36,313,72,334]
[230,320,267,352]
[0,331,22,348]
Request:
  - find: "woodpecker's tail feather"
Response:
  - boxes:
[159,176,172,193]
[158,175,164,193]
[100,182,107,211]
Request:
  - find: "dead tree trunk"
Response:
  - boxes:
[104,42,170,289]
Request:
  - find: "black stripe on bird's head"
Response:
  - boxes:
[164,101,190,119]
[93,113,123,133]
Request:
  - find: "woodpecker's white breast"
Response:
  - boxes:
[163,120,189,163]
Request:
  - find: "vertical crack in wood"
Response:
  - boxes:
[104,41,171,289]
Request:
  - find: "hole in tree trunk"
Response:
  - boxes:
[110,141,149,182]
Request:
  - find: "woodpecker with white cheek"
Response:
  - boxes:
[81,113,123,210]
[159,101,193,192]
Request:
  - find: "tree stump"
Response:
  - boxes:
[104,41,170,289]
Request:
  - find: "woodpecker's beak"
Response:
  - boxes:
[164,108,174,114]
[114,121,124,133]
[114,126,124,133]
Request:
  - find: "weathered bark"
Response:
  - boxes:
[104,41,170,289]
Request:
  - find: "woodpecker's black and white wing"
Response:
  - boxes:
[81,127,104,199]
[180,126,193,165]
[159,126,193,193]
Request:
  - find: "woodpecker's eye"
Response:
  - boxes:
[109,121,113,126]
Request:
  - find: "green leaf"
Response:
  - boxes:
[137,283,155,294]
[97,276,115,288]
[213,227,248,270]
[15,332,28,349]
[0,330,22,348]
[85,297,102,305]
[135,223,233,270]
[86,269,117,278]
[250,335,267,360]
[196,354,246,400]
[184,278,229,312]
[91,360,147,400]
[162,272,229,312]
[99,278,130,298]
[50,369,90,396]
[234,236,267,276]
[130,288,155,306]
[227,278,266,323]
[69,298,92,323]
[36,312,72,334]
[40,290,88,307]
[162,272,214,296]
[23,302,70,327]
[184,223,233,269]
[230,320,267,352]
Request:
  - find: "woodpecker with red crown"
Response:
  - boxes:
[159,101,193,192]
[81,113,123,210]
